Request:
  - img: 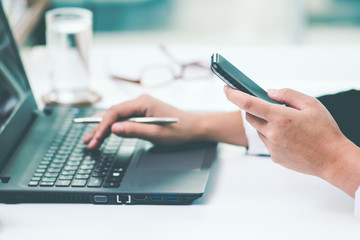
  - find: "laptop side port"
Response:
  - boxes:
[133,195,146,201]
[116,195,131,204]
[94,195,108,203]
[166,196,177,201]
[151,196,163,201]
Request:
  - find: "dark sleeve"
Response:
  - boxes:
[317,89,360,147]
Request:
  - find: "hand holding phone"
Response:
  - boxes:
[211,53,280,104]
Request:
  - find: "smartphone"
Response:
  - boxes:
[211,53,280,104]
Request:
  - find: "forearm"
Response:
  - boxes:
[194,111,249,146]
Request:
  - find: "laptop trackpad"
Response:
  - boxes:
[137,145,207,171]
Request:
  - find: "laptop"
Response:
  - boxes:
[0,3,217,205]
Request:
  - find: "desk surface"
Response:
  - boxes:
[1,45,360,239]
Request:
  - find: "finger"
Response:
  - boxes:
[87,137,101,149]
[90,96,150,145]
[92,111,119,142]
[111,122,169,143]
[83,123,106,148]
[257,131,273,153]
[245,112,268,134]
[83,112,105,144]
[83,133,93,144]
[267,88,316,110]
[84,126,103,149]
[224,85,275,120]
[112,121,167,138]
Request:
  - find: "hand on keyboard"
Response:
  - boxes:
[83,94,205,149]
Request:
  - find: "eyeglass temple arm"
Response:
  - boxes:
[110,74,142,84]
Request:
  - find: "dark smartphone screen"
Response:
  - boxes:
[211,53,280,104]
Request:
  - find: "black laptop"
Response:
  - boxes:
[0,3,216,204]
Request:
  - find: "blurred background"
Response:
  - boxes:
[3,0,360,47]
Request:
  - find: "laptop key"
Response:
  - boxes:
[47,168,62,173]
[40,181,54,187]
[38,165,48,169]
[92,171,106,177]
[64,166,78,171]
[87,177,103,187]
[50,163,64,168]
[75,174,89,179]
[61,170,76,175]
[82,160,96,165]
[113,168,124,172]
[54,155,67,160]
[72,179,87,187]
[69,156,82,161]
[43,157,52,161]
[78,169,91,174]
[44,153,55,158]
[105,177,121,183]
[112,172,121,177]
[44,172,58,178]
[56,180,71,187]
[47,149,57,154]
[67,161,81,166]
[59,175,73,180]
[42,177,56,182]
[28,181,39,186]
[53,159,66,164]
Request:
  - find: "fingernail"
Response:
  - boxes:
[112,123,124,133]
[88,139,97,149]
[223,85,229,93]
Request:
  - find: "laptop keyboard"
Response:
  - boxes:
[28,108,138,188]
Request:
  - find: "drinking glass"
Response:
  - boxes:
[44,7,100,105]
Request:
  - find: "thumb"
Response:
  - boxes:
[267,88,315,110]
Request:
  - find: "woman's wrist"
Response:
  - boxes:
[193,111,248,146]
[187,113,210,142]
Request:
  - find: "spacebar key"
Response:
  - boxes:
[113,146,136,168]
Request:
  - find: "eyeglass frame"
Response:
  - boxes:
[108,45,212,86]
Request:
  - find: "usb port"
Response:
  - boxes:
[166,196,177,201]
[151,196,162,201]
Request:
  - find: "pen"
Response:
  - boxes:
[73,117,179,124]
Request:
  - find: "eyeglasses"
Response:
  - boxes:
[108,45,212,87]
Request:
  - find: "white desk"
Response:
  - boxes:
[1,45,360,239]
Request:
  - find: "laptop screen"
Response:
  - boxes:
[0,5,32,133]
[0,2,37,168]
[0,71,19,128]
